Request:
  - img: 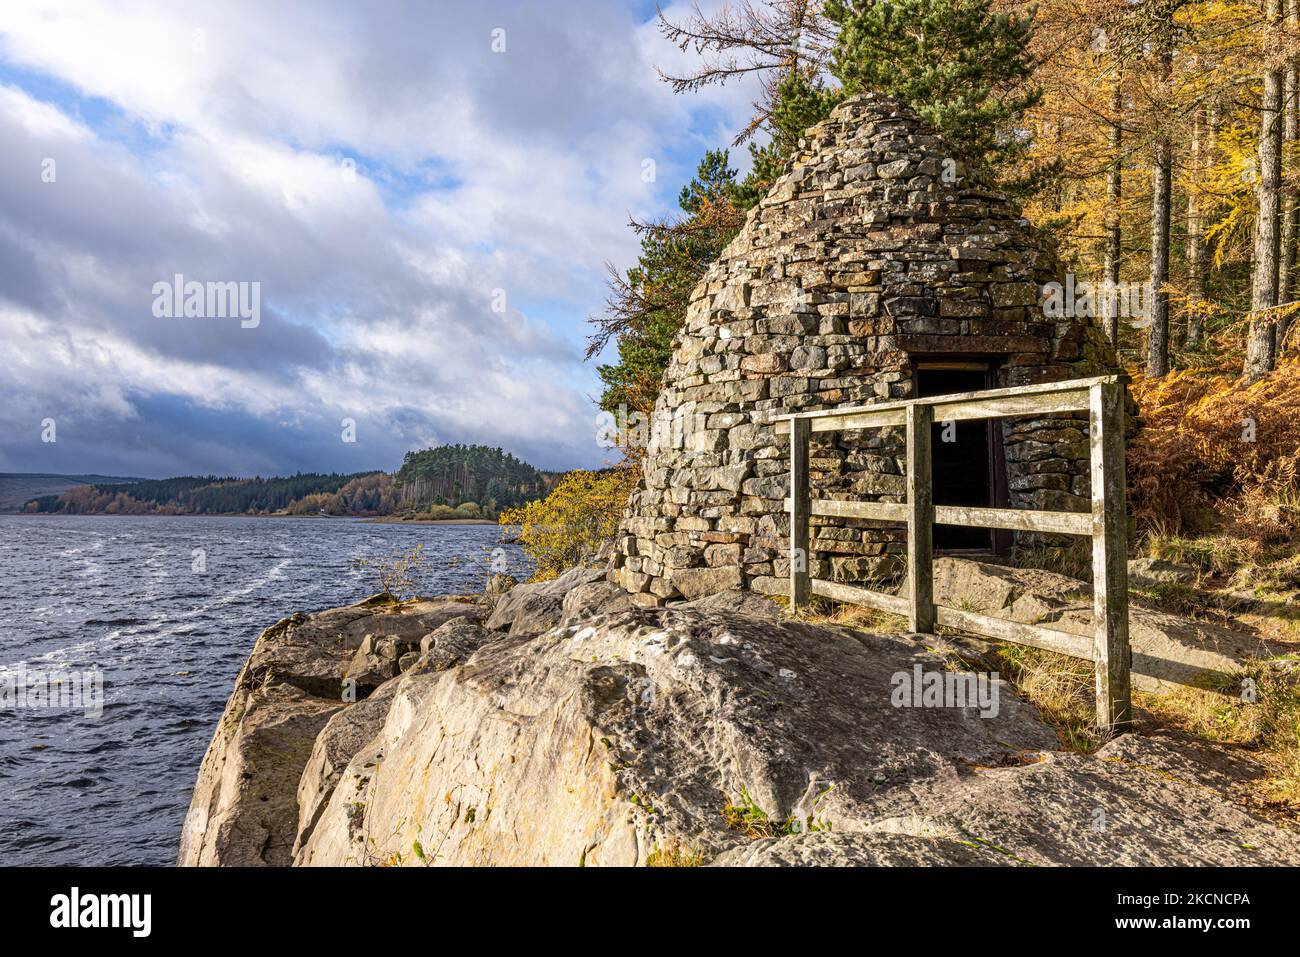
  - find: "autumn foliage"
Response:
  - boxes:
[498,467,641,581]
[286,472,400,516]
[1128,361,1300,542]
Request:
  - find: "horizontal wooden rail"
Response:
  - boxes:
[933,605,1094,660]
[804,590,1098,663]
[808,408,904,432]
[774,374,1116,427]
[810,578,911,616]
[929,388,1090,424]
[783,498,908,522]
[801,388,1094,433]
[933,504,1092,536]
[786,500,1093,536]
[787,374,1131,733]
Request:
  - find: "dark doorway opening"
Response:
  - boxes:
[912,360,1010,553]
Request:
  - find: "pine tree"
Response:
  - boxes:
[592,150,746,413]
[730,69,842,208]
[1185,99,1210,349]
[1102,37,1125,348]
[1280,0,1300,351]
[824,0,1046,187]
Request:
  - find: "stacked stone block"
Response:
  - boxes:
[611,94,1117,605]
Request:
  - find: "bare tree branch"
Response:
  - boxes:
[655,1,835,142]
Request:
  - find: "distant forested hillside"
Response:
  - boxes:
[19,444,554,518]
[395,444,551,513]
[26,473,376,515]
[0,473,142,512]
[284,472,400,517]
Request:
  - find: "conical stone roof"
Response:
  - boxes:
[611,93,1117,604]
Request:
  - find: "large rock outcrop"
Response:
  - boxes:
[177,594,483,866]
[180,577,1300,868]
[294,604,1058,866]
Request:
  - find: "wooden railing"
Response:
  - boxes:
[778,374,1131,732]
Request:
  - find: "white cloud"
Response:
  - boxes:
[0,0,763,475]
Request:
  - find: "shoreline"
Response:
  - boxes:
[359,516,498,525]
[2,511,501,526]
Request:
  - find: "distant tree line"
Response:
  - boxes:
[394,444,551,515]
[25,473,371,515]
[23,444,552,518]
[284,472,400,516]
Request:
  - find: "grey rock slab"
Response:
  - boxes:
[674,588,784,621]
[189,591,1300,869]
[928,557,1280,691]
[177,594,481,866]
[560,579,635,626]
[296,607,1057,866]
[418,616,498,671]
[293,680,401,857]
[178,682,342,867]
[485,565,607,635]
[874,733,1300,866]
[1128,557,1200,587]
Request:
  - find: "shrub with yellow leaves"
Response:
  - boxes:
[498,467,639,581]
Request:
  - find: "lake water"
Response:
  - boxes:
[0,514,525,866]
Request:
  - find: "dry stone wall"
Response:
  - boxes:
[611,94,1118,605]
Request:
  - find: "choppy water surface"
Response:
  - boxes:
[0,515,524,866]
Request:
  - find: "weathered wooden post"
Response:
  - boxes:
[1089,379,1131,731]
[789,416,811,609]
[905,403,935,633]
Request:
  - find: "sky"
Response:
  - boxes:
[0,0,762,477]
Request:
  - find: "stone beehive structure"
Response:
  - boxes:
[611,94,1118,605]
